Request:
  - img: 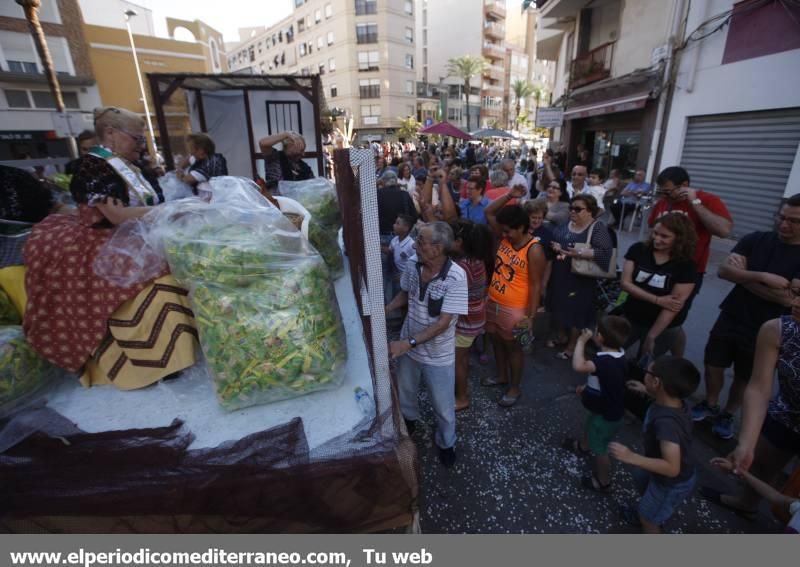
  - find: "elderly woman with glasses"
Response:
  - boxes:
[23,106,199,391]
[546,194,615,359]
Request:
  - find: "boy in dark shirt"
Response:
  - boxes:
[610,356,701,533]
[563,316,631,492]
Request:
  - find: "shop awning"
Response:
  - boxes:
[563,92,651,120]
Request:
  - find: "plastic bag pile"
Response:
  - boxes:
[94,177,347,410]
[279,178,344,277]
[0,326,62,418]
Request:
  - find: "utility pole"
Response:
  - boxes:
[17,0,78,158]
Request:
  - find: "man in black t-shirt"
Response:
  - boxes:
[692,194,800,439]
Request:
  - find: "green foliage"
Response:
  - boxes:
[397,115,421,141]
[0,326,60,415]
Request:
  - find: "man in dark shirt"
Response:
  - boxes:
[376,171,417,236]
[692,194,800,439]
[258,131,314,193]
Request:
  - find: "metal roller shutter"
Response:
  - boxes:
[680,108,800,238]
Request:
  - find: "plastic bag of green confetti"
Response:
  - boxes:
[279,178,344,277]
[0,289,20,325]
[162,177,347,410]
[0,325,62,418]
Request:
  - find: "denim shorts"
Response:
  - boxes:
[633,468,696,526]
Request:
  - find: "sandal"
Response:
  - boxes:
[581,474,611,493]
[698,487,758,520]
[455,399,470,412]
[555,351,573,360]
[498,392,521,407]
[561,437,591,457]
[481,376,508,387]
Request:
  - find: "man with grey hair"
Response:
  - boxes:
[386,222,468,468]
[502,158,528,196]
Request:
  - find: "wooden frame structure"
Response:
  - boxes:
[147,73,325,178]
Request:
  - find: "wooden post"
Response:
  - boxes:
[17,0,78,158]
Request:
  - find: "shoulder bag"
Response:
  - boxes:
[570,222,617,279]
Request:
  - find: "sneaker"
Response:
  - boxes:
[438,447,457,468]
[712,413,736,440]
[690,400,720,422]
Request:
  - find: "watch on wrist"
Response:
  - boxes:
[691,198,702,206]
[408,337,417,348]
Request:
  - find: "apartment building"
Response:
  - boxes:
[505,4,555,131]
[0,0,101,160]
[416,0,507,131]
[228,0,417,142]
[536,0,680,178]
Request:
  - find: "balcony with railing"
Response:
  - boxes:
[482,63,504,82]
[483,21,505,40]
[484,0,506,19]
[482,41,505,60]
[569,41,614,89]
[481,83,504,97]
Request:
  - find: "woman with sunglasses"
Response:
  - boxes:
[23,106,199,391]
[547,194,614,359]
[538,178,570,227]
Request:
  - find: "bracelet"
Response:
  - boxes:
[654,296,660,306]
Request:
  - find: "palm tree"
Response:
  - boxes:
[446,55,487,132]
[511,79,535,130]
[531,84,548,108]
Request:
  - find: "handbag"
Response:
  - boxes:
[570,221,617,279]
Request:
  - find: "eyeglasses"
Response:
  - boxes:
[776,214,800,226]
[548,184,561,190]
[569,206,586,212]
[116,128,146,146]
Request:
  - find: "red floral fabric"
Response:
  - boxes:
[23,206,167,372]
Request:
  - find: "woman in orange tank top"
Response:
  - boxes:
[484,188,547,407]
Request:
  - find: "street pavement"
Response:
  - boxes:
[402,226,787,533]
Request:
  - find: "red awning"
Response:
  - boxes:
[419,121,473,140]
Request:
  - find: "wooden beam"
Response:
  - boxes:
[148,73,174,170]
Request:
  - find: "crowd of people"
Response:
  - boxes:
[377,142,800,533]
[2,110,799,533]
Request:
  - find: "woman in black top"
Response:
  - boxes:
[620,212,698,358]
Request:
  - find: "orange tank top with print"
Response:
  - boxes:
[489,236,540,308]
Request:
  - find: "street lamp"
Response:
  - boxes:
[123,9,158,159]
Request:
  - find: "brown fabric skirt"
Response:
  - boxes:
[80,275,200,390]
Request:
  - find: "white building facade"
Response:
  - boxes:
[659,0,800,236]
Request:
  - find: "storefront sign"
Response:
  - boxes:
[536,107,564,128]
